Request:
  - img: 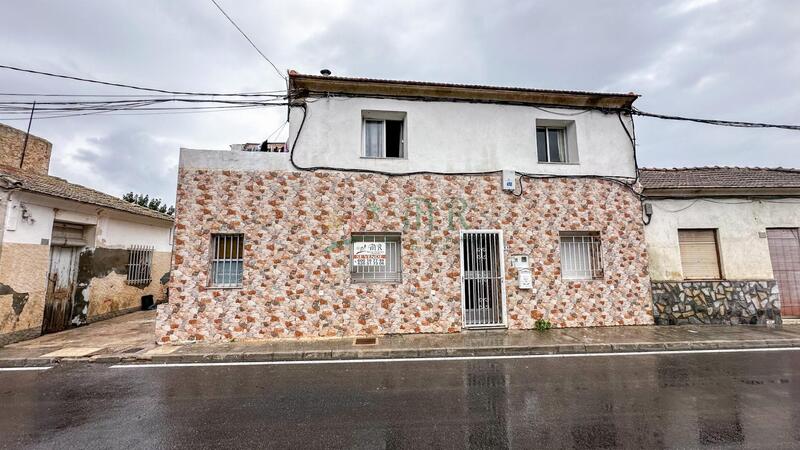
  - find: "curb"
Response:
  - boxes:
[4,339,800,367]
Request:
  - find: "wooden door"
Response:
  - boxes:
[42,246,80,333]
[767,229,800,317]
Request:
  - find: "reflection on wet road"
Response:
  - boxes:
[2,351,800,449]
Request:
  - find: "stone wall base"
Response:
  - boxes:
[0,327,41,347]
[652,280,780,325]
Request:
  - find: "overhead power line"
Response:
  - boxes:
[0,96,288,121]
[209,0,286,82]
[632,108,800,131]
[0,63,281,96]
[0,90,287,98]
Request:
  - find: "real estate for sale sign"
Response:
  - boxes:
[353,242,387,266]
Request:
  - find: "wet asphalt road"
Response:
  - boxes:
[2,351,800,449]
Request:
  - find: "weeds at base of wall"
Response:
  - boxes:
[534,319,552,331]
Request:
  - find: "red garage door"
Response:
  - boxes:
[767,229,800,317]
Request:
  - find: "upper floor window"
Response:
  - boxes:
[536,119,578,164]
[537,127,567,163]
[362,111,405,158]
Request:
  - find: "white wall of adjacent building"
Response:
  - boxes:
[2,191,172,250]
[286,97,637,177]
[644,197,800,281]
[96,216,172,251]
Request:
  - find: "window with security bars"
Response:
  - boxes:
[126,245,153,286]
[351,233,402,283]
[210,233,244,287]
[559,232,604,280]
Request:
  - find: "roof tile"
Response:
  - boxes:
[0,165,173,222]
[640,167,800,190]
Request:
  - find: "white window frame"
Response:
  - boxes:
[126,245,153,286]
[350,233,402,283]
[537,126,568,163]
[559,232,604,280]
[210,233,244,288]
[361,111,406,159]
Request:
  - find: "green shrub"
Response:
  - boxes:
[534,319,552,331]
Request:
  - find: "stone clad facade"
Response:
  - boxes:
[157,168,653,343]
[652,281,780,325]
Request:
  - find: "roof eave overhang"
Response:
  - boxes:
[16,187,175,224]
[289,75,638,110]
[642,187,800,199]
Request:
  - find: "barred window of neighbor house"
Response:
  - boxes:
[126,245,154,286]
[210,233,244,287]
[351,233,402,283]
[560,232,604,280]
[678,229,721,280]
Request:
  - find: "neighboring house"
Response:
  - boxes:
[641,167,800,325]
[158,71,652,343]
[0,123,174,346]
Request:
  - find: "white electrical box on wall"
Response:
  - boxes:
[510,254,529,269]
[502,170,516,191]
[518,268,533,289]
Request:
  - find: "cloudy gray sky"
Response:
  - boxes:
[2,0,798,205]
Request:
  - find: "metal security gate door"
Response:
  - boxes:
[767,228,800,317]
[460,230,507,328]
[42,246,80,334]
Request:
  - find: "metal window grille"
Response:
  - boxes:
[126,245,154,286]
[351,233,402,283]
[560,233,603,280]
[210,234,244,287]
[461,230,506,327]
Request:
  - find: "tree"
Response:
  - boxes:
[122,192,175,216]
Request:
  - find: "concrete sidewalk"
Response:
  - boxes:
[4,310,800,367]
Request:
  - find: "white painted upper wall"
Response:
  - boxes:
[286,97,637,177]
[644,198,800,281]
[96,216,172,252]
[2,191,172,251]
[179,148,294,171]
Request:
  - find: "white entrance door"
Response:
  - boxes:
[460,230,507,328]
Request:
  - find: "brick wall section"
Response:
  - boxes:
[0,123,52,175]
[157,170,653,343]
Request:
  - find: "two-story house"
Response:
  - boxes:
[158,71,653,343]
